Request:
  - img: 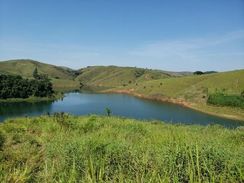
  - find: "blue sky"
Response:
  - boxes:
[0,0,243,71]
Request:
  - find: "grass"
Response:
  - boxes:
[0,114,243,182]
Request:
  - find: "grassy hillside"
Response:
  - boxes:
[125,69,244,101]
[0,59,75,80]
[76,66,177,90]
[0,114,243,182]
[111,69,244,120]
[0,59,81,91]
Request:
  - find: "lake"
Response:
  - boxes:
[0,92,243,128]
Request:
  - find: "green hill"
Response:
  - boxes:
[75,66,181,90]
[0,59,80,90]
[0,59,75,80]
[112,69,244,120]
[126,69,244,101]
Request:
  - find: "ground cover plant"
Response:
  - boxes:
[0,114,243,182]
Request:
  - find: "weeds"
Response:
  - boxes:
[0,114,243,182]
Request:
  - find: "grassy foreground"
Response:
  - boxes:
[0,114,243,182]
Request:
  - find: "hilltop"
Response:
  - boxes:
[0,59,75,79]
[0,59,79,91]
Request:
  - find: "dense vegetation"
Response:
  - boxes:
[207,91,244,108]
[0,114,243,182]
[193,71,217,75]
[0,73,54,99]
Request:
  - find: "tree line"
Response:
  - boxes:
[0,68,54,99]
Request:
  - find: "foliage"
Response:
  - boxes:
[0,74,54,99]
[194,71,218,75]
[207,91,244,108]
[194,71,204,75]
[134,69,145,78]
[0,131,5,149]
[32,67,39,79]
[0,115,243,182]
[105,107,111,116]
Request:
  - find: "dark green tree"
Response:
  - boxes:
[105,107,111,116]
[33,68,39,79]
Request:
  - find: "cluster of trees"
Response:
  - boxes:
[193,71,218,75]
[0,68,54,99]
[207,90,244,109]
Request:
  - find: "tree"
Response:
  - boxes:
[0,74,54,99]
[105,107,111,116]
[193,71,204,75]
[241,91,244,98]
[33,68,39,79]
[80,82,84,89]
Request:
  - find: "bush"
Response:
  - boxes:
[207,93,244,108]
[0,131,5,149]
[0,74,54,99]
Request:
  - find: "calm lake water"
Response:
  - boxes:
[0,92,243,128]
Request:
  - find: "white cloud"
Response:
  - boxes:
[127,30,244,71]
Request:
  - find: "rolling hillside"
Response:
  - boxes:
[112,69,244,120]
[75,66,178,90]
[0,59,75,80]
[125,69,244,101]
[0,59,80,90]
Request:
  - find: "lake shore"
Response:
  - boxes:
[0,93,64,103]
[104,89,244,122]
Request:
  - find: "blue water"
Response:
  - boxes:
[0,92,243,128]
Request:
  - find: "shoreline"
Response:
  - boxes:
[0,93,64,103]
[103,89,244,122]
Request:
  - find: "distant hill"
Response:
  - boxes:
[1,59,243,96]
[0,59,75,80]
[75,66,181,89]
[123,69,244,104]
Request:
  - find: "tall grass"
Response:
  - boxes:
[0,114,243,182]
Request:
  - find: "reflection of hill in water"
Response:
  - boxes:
[0,101,52,120]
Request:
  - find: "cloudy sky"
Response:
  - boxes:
[0,0,244,71]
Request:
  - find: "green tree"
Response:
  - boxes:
[105,107,111,116]
[33,68,39,79]
[241,91,244,98]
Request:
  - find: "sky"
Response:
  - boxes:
[0,0,244,71]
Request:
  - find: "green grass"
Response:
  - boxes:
[127,69,244,101]
[0,114,243,182]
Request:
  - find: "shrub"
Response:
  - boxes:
[207,93,244,108]
[0,131,5,149]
